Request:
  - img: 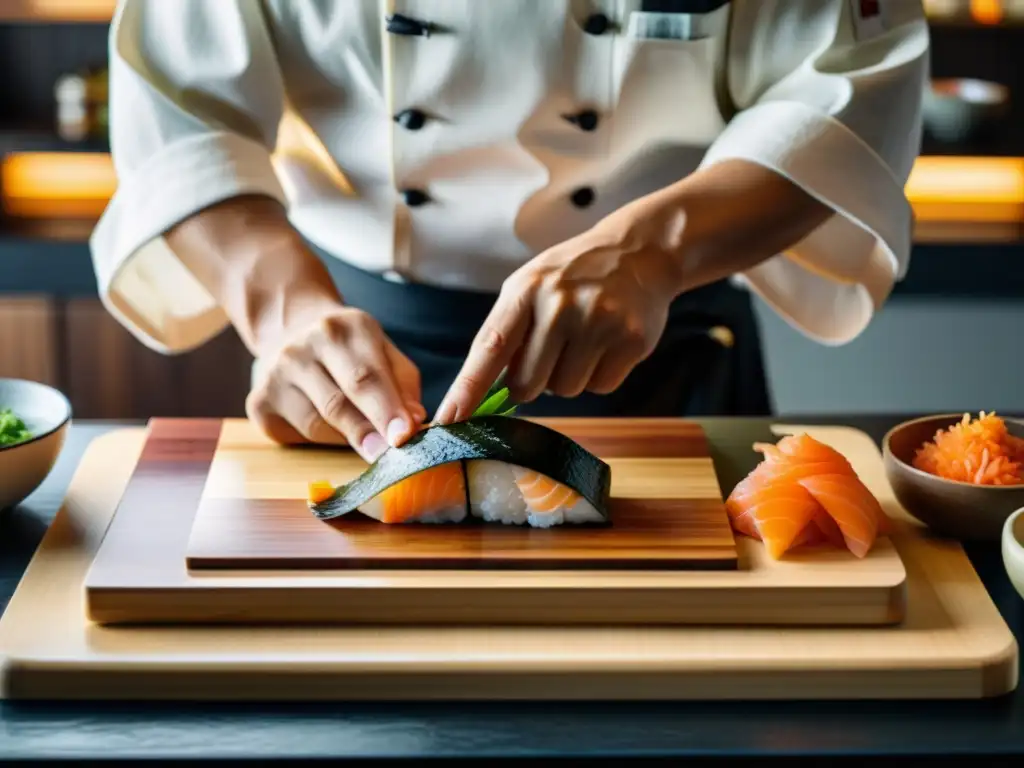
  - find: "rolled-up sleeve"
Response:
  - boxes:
[701,0,929,345]
[89,0,287,353]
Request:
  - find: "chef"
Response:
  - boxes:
[90,0,928,461]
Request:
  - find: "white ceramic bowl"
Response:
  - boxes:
[0,378,72,510]
[922,78,1009,144]
[1003,507,1024,602]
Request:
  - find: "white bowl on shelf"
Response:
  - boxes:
[922,78,1010,144]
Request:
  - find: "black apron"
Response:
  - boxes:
[313,246,773,419]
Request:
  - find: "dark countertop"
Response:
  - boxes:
[1,418,1023,764]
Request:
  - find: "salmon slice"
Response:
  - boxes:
[774,434,856,471]
[752,441,786,463]
[751,459,857,486]
[809,508,848,547]
[724,475,763,539]
[360,462,468,524]
[727,433,890,558]
[787,508,849,549]
[797,474,885,558]
[307,480,335,505]
[513,469,582,515]
[726,479,821,559]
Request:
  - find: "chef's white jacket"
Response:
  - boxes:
[89,0,929,354]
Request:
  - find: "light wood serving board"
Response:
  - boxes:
[80,419,906,627]
[0,424,1015,701]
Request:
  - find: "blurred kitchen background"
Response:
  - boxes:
[0,0,1022,419]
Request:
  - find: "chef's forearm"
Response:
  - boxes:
[165,195,342,354]
[614,158,833,295]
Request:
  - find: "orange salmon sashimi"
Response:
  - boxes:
[516,469,581,510]
[773,434,857,470]
[786,507,848,550]
[797,474,885,558]
[356,462,468,524]
[726,433,890,559]
[725,480,821,559]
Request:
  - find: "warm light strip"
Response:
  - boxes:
[0,0,115,21]
[906,156,1024,223]
[970,0,1005,25]
[1,152,116,218]
[2,152,1024,224]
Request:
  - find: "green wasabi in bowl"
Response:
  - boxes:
[0,407,32,447]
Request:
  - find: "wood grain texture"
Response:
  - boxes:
[186,417,734,571]
[63,299,252,420]
[0,296,58,385]
[526,418,712,458]
[0,425,1015,701]
[82,418,906,627]
[187,497,737,570]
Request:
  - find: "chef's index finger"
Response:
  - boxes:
[434,290,531,425]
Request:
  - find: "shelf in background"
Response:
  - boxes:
[1,153,1023,245]
[925,0,1024,25]
[0,0,114,22]
[0,124,108,154]
[0,151,114,220]
[0,214,98,242]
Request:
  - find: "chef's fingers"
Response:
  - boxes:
[504,299,570,403]
[585,341,646,395]
[247,385,306,445]
[319,329,416,449]
[546,295,641,397]
[547,339,605,398]
[247,382,348,446]
[294,363,386,461]
[384,342,425,422]
[434,284,532,424]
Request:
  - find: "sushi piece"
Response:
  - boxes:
[308,415,611,527]
[725,433,889,559]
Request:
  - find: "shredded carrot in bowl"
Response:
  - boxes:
[912,412,1024,486]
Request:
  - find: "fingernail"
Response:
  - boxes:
[360,431,387,461]
[386,417,410,447]
[433,401,456,425]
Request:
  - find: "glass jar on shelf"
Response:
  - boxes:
[54,65,108,143]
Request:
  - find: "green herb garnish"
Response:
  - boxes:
[470,374,518,418]
[0,408,32,447]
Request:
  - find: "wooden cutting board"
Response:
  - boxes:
[184,418,738,570]
[0,424,1015,701]
[78,418,907,627]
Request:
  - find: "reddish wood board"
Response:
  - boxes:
[181,418,736,571]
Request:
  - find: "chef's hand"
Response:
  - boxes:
[433,199,686,424]
[433,159,834,424]
[164,195,424,461]
[247,302,425,461]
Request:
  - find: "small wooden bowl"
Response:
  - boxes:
[1002,507,1024,602]
[883,414,1024,541]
